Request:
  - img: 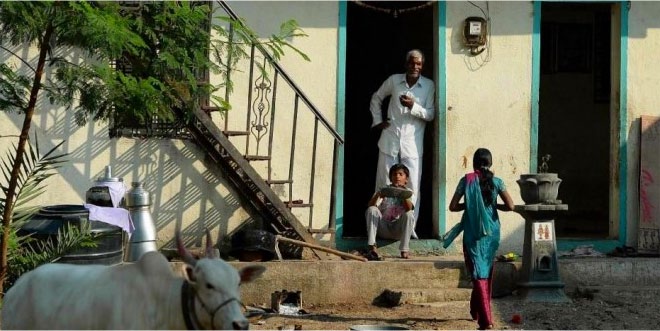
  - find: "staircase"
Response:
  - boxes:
[185,1,344,257]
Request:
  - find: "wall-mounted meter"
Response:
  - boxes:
[463,16,488,55]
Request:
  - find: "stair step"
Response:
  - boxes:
[264,200,313,208]
[308,228,335,234]
[285,200,312,208]
[385,288,473,304]
[410,301,470,309]
[245,155,271,161]
[266,179,293,185]
[223,130,249,136]
[190,107,324,253]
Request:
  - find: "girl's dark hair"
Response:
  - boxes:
[472,148,495,206]
[389,163,410,179]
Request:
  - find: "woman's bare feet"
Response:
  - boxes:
[400,251,410,259]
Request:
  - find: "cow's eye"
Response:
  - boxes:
[206,283,215,290]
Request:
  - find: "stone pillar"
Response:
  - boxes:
[514,204,571,303]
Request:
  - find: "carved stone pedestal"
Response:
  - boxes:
[514,204,571,303]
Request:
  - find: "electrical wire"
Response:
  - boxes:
[352,1,435,18]
[468,1,488,18]
[466,1,492,64]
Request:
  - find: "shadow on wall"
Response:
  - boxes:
[2,104,252,251]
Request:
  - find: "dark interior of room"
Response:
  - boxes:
[343,1,435,238]
[539,2,613,239]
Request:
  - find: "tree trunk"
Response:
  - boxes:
[0,22,54,297]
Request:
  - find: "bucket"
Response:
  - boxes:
[19,204,124,265]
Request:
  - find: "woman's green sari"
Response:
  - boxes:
[442,172,504,279]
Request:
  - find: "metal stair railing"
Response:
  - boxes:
[204,1,344,239]
[186,105,324,257]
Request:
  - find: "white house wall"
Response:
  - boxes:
[626,2,660,247]
[224,0,339,123]
[0,1,341,248]
[0,113,253,248]
[4,1,660,253]
[215,1,340,239]
[0,47,254,249]
[444,2,531,254]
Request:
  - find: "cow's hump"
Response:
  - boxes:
[136,251,175,277]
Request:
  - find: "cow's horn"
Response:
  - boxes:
[206,228,220,259]
[206,228,215,259]
[176,231,197,266]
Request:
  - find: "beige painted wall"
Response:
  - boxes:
[0,109,254,249]
[224,1,338,122]
[4,0,660,254]
[626,2,660,247]
[444,2,532,254]
[0,1,340,249]
[212,1,340,240]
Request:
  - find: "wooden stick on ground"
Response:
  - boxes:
[275,235,368,262]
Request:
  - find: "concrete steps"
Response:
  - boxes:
[411,300,471,309]
[172,256,660,306]
[172,258,507,305]
[385,287,473,304]
[225,259,470,306]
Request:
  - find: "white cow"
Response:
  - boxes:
[1,230,265,330]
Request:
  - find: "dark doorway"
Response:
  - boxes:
[539,3,613,238]
[343,1,435,238]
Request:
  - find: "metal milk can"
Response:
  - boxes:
[86,165,125,207]
[125,181,157,262]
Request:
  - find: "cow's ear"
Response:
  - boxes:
[239,265,266,284]
[183,265,197,283]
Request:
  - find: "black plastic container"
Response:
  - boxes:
[19,204,124,265]
[229,229,277,261]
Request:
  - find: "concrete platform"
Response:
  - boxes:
[174,256,660,306]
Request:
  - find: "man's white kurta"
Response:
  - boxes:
[370,73,435,227]
[370,73,435,159]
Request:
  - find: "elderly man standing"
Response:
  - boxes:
[370,49,436,236]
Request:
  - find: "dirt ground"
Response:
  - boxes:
[249,287,659,330]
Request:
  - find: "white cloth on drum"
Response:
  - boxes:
[84,203,134,235]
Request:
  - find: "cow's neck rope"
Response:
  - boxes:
[181,280,241,330]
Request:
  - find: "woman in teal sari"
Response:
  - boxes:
[444,148,514,330]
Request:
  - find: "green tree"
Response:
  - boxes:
[0,1,307,295]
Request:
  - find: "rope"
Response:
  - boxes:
[352,1,435,18]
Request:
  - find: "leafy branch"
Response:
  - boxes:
[5,221,98,290]
[0,1,310,295]
[0,135,97,292]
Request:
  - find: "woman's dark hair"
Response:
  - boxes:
[473,148,495,205]
[389,163,410,180]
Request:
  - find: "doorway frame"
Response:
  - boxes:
[334,1,448,251]
[335,0,628,252]
[531,0,628,252]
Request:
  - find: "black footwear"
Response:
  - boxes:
[607,246,637,257]
[365,250,383,261]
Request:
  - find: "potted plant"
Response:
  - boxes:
[517,154,562,205]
